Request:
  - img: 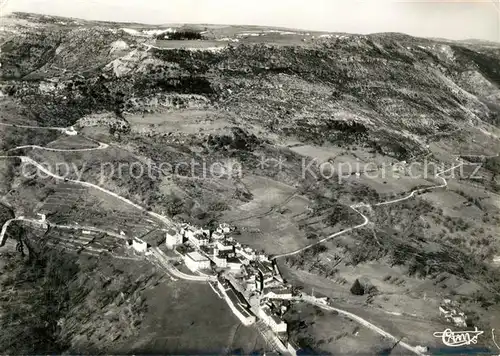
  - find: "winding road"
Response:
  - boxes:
[0,216,49,246]
[2,123,493,356]
[149,247,214,282]
[17,156,173,227]
[272,157,466,260]
[8,141,109,152]
[304,298,426,355]
[0,122,71,131]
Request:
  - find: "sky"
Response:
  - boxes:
[2,0,499,41]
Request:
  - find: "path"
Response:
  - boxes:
[272,206,369,259]
[273,157,466,260]
[18,156,173,227]
[148,247,214,282]
[304,298,426,356]
[0,217,141,260]
[2,124,489,356]
[8,141,109,152]
[0,216,47,245]
[0,122,70,131]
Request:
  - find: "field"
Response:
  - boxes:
[125,109,233,135]
[45,135,100,149]
[284,302,404,355]
[3,13,500,353]
[220,175,310,254]
[155,40,228,50]
[125,281,268,354]
[42,227,140,262]
[278,262,467,349]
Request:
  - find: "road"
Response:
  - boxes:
[272,206,370,259]
[148,247,214,282]
[8,141,109,152]
[0,216,48,245]
[18,156,173,227]
[0,122,70,131]
[0,217,142,259]
[1,124,493,356]
[273,158,466,260]
[304,298,426,356]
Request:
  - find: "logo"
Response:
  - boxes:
[433,327,484,347]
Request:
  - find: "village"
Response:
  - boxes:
[126,221,333,355]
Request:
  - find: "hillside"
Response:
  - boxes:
[1,12,500,354]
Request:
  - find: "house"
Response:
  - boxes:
[217,278,256,326]
[451,315,467,327]
[219,223,232,233]
[132,239,148,253]
[245,275,257,292]
[227,257,243,271]
[211,231,225,240]
[184,251,211,272]
[216,239,234,251]
[287,341,301,356]
[439,305,451,316]
[259,306,287,333]
[182,226,195,240]
[439,300,467,327]
[236,245,257,261]
[255,274,264,291]
[212,250,228,268]
[262,288,293,300]
[63,126,78,136]
[255,261,274,278]
[165,229,183,249]
[189,233,209,248]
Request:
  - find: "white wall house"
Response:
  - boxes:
[236,246,257,261]
[258,306,287,333]
[262,288,293,300]
[184,251,211,272]
[216,240,233,251]
[166,229,183,249]
[188,233,209,248]
[63,126,78,136]
[212,231,225,240]
[219,223,232,233]
[211,249,228,268]
[227,258,242,271]
[132,239,148,254]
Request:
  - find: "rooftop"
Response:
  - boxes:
[186,251,209,262]
[264,288,292,295]
[271,314,284,325]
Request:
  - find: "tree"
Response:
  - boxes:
[350,279,364,296]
